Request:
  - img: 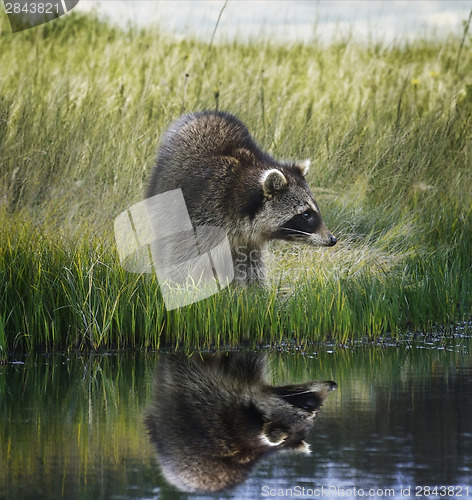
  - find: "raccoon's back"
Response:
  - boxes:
[146,111,267,199]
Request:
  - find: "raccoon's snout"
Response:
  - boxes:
[319,223,338,247]
[277,210,337,248]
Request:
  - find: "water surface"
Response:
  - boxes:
[1,339,471,499]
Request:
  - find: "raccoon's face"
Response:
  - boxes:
[259,161,337,247]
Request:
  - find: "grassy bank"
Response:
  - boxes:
[1,11,471,354]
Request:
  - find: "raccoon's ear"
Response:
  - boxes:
[261,169,288,198]
[291,440,312,455]
[296,159,310,177]
[261,422,289,446]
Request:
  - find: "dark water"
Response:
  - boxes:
[1,339,471,499]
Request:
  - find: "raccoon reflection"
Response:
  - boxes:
[144,353,336,493]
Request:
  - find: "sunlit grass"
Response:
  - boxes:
[0,11,471,355]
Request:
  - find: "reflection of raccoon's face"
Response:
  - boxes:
[145,353,336,493]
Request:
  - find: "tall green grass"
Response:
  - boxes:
[1,11,471,355]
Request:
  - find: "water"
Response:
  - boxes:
[1,340,471,499]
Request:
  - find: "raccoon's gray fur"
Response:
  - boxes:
[146,111,337,284]
[144,353,336,493]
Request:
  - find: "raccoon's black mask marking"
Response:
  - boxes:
[272,382,338,412]
[276,208,322,240]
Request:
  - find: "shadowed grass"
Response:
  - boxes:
[0,11,471,355]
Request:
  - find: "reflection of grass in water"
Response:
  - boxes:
[0,353,157,498]
[268,340,472,418]
[1,11,472,354]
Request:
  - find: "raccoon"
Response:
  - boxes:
[144,353,336,493]
[146,111,337,285]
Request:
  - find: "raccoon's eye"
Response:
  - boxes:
[302,210,313,222]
